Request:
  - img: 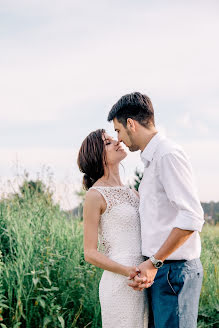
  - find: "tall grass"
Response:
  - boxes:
[0,181,218,327]
[0,185,102,327]
[198,225,219,328]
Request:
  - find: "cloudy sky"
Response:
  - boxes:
[1,0,218,209]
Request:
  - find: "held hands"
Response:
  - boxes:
[127,260,158,291]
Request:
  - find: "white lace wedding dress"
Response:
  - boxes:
[90,186,148,328]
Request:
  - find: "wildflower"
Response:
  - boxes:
[0,316,3,321]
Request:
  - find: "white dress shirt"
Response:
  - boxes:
[139,132,204,260]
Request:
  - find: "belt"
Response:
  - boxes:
[144,256,187,264]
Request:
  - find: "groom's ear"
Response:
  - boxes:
[127,118,136,132]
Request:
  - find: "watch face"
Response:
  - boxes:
[156,261,163,268]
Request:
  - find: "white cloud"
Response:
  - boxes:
[1,1,219,121]
[0,1,218,204]
[180,113,192,129]
[0,147,77,166]
[178,112,209,136]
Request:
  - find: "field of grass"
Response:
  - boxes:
[0,182,218,327]
[198,225,219,327]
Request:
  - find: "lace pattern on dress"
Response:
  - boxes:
[90,186,139,215]
[89,185,148,327]
[90,186,141,258]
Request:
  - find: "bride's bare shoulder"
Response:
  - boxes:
[84,188,106,209]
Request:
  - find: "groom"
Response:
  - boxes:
[107,92,204,328]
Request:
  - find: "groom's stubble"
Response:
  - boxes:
[126,128,140,152]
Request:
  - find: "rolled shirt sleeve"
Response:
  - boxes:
[158,150,204,232]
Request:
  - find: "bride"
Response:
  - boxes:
[77,128,149,328]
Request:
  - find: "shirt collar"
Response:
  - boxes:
[140,132,165,167]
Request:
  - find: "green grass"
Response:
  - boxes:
[0,184,218,327]
[198,225,219,328]
[0,188,102,328]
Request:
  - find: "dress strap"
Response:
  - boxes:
[90,187,110,213]
[89,185,134,213]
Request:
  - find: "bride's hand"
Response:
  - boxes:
[127,266,140,280]
[128,275,153,291]
[126,266,146,291]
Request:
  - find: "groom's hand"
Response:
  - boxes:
[127,267,146,291]
[128,260,157,290]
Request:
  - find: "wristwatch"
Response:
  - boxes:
[149,255,164,269]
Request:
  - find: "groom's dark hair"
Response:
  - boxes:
[107,92,155,128]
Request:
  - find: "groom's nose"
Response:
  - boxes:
[117,135,122,143]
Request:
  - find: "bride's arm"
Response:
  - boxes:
[83,189,137,277]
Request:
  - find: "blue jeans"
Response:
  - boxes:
[145,258,203,328]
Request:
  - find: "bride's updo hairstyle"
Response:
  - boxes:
[77,129,107,190]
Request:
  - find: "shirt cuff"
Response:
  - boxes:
[173,210,204,232]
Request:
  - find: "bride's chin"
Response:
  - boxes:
[120,152,128,160]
